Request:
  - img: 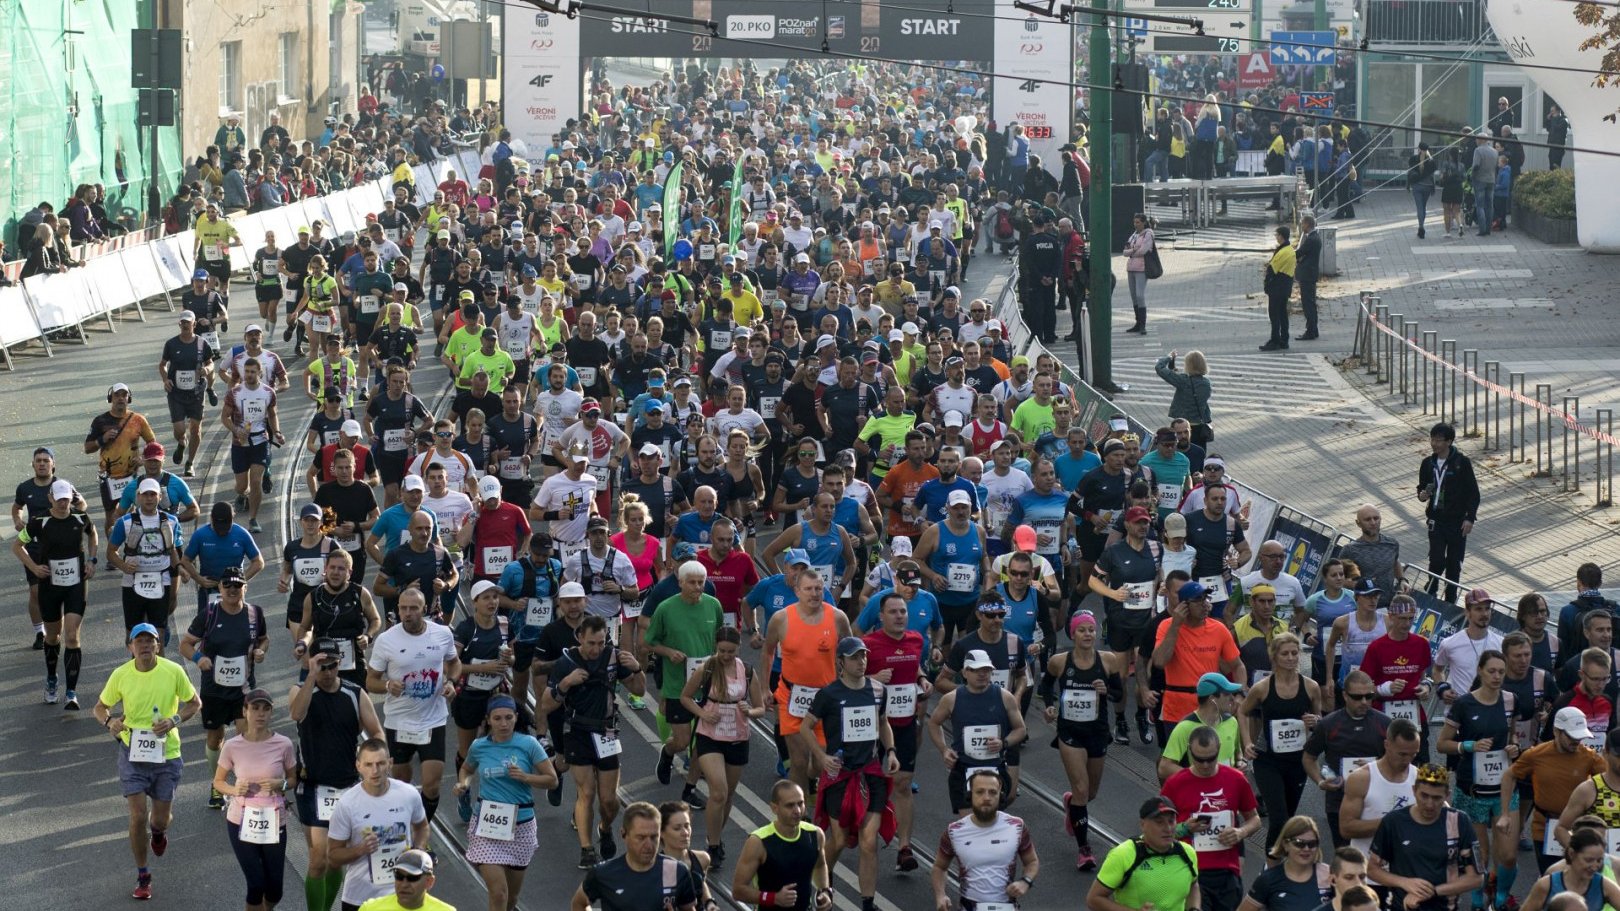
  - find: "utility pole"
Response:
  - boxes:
[1084,0,1116,392]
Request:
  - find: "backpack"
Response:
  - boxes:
[993,207,1016,241]
[1107,838,1197,894]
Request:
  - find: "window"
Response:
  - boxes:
[279,33,299,99]
[219,40,242,115]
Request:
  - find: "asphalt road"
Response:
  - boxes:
[0,248,1541,911]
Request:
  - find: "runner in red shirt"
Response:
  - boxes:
[1161,724,1261,911]
[697,521,760,631]
[462,476,532,585]
[1358,595,1435,745]
[863,590,929,872]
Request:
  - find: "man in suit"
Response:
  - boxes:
[1294,215,1321,341]
[1417,421,1480,603]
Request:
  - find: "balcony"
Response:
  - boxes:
[1360,0,1494,46]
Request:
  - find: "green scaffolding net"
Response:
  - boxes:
[1,0,182,248]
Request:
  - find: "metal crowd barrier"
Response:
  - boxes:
[1353,291,1617,507]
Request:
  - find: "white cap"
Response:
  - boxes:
[1554,705,1595,741]
[49,480,74,501]
[987,319,1003,332]
[794,253,811,264]
[963,649,994,670]
[392,282,409,292]
[137,478,161,495]
[245,324,264,334]
[943,410,965,428]
[889,536,913,557]
[947,489,973,506]
[470,579,501,600]
[558,581,587,599]
[888,329,904,342]
[901,321,921,335]
[340,419,362,436]
[401,475,426,493]
[570,451,589,465]
[816,334,837,349]
[628,221,642,232]
[178,310,196,322]
[477,476,503,501]
[638,442,663,458]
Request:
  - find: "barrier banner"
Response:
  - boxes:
[0,285,47,350]
[413,165,436,206]
[152,232,196,289]
[82,254,135,318]
[322,193,359,237]
[1231,479,1278,576]
[1269,510,1336,593]
[23,270,93,332]
[229,214,265,272]
[258,206,297,251]
[121,244,169,304]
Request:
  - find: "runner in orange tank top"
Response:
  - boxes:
[759,567,851,792]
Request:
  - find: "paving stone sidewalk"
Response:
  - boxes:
[1054,188,1620,600]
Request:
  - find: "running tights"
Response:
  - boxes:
[227,821,287,906]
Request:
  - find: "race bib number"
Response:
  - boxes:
[499,457,526,480]
[842,704,879,742]
[1251,669,1272,686]
[699,244,716,261]
[946,562,977,593]
[576,366,597,387]
[1198,574,1229,602]
[1473,750,1507,787]
[571,274,592,291]
[1384,699,1419,723]
[1123,581,1155,610]
[467,672,503,691]
[315,785,343,821]
[790,294,808,311]
[311,313,334,334]
[204,244,223,261]
[360,295,381,315]
[383,428,409,452]
[1607,829,1620,855]
[336,639,357,671]
[475,800,516,840]
[481,546,513,577]
[525,598,553,628]
[106,474,133,502]
[975,905,1016,911]
[128,727,166,763]
[990,669,1011,690]
[369,841,405,885]
[712,702,743,740]
[49,558,81,587]
[586,464,610,488]
[1340,756,1374,778]
[1545,824,1565,857]
[1156,484,1182,510]
[1061,687,1100,723]
[1192,810,1234,852]
[885,683,917,717]
[213,655,248,688]
[240,804,279,845]
[760,397,779,419]
[1269,718,1306,754]
[133,571,165,600]
[712,330,732,348]
[263,261,279,276]
[175,369,198,392]
[396,727,431,746]
[335,533,361,552]
[293,557,323,587]
[502,335,527,357]
[963,724,1000,761]
[622,598,643,620]
[385,228,401,243]
[788,684,818,719]
[592,730,623,759]
[684,655,707,680]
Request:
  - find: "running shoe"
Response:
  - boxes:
[249,519,263,534]
[64,691,80,711]
[183,463,195,479]
[682,784,707,811]
[577,847,599,870]
[132,874,153,901]
[207,387,218,407]
[150,828,168,857]
[209,789,226,811]
[44,679,58,704]
[32,630,43,650]
[283,324,294,342]
[708,842,726,869]
[547,785,563,807]
[262,474,273,494]
[1137,713,1156,745]
[1113,716,1130,745]
[174,443,186,465]
[235,494,249,513]
[458,790,472,823]
[1077,844,1098,871]
[656,749,674,786]
[599,825,617,860]
[895,845,918,872]
[626,694,646,711]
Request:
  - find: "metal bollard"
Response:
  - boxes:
[1600,409,1615,507]
[1402,320,1418,403]
[1564,396,1581,492]
[1422,331,1438,414]
[1535,384,1553,478]
[1388,313,1404,394]
[1441,340,1457,426]
[1485,362,1501,451]
[1511,373,1526,463]
[1374,301,1388,381]
[1462,350,1478,438]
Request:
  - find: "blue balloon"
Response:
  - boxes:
[431,64,446,81]
[672,239,693,261]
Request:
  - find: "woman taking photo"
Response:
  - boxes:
[680,625,767,867]
[1122,213,1155,334]
[1236,816,1332,911]
[454,694,559,911]
[1241,632,1322,850]
[213,689,298,911]
[1042,610,1127,872]
[1155,350,1212,446]
[1260,226,1296,351]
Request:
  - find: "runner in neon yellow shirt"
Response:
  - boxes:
[458,334,518,393]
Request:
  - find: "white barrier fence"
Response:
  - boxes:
[0,149,484,370]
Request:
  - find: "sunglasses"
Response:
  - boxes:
[1291,838,1320,850]
[1008,571,1032,578]
[1344,692,1374,701]
[435,431,455,438]
[1190,753,1219,764]
[798,450,816,457]
[317,661,340,672]
[394,872,425,882]
[222,582,246,589]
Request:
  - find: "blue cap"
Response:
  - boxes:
[1353,578,1383,596]
[837,636,869,658]
[783,548,812,568]
[300,503,323,519]
[129,622,161,642]
[192,268,209,281]
[1196,672,1244,697]
[1177,580,1210,602]
[521,265,539,278]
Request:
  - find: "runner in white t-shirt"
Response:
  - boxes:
[530,450,598,557]
[364,588,459,828]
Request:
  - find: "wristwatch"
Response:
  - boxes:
[1020,875,1036,889]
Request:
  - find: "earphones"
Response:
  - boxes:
[106,385,134,404]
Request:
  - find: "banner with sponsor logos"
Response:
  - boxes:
[991,0,1073,168]
[502,7,582,152]
[1268,508,1336,593]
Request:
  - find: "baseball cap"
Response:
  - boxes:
[783,548,813,568]
[1163,512,1187,537]
[1353,578,1383,597]
[178,310,196,323]
[1013,525,1037,551]
[219,565,245,587]
[1124,506,1152,523]
[108,382,131,397]
[245,324,264,334]
[245,688,274,707]
[901,322,921,336]
[1248,583,1276,598]
[580,399,602,415]
[794,253,811,264]
[1554,706,1594,741]
[142,442,166,460]
[469,579,501,601]
[129,622,161,642]
[1466,588,1493,605]
[962,649,995,670]
[888,329,904,343]
[587,516,610,532]
[137,478,161,495]
[401,476,426,493]
[947,489,973,507]
[49,480,74,501]
[637,443,663,458]
[393,849,434,877]
[987,319,1004,333]
[1196,672,1243,697]
[836,636,869,658]
[437,230,451,240]
[477,476,503,501]
[323,387,343,401]
[299,503,323,520]
[895,560,922,586]
[191,269,209,281]
[816,335,837,350]
[1178,580,1210,601]
[943,410,965,428]
[1140,796,1179,819]
[340,419,362,436]
[558,581,587,599]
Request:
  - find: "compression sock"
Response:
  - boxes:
[323,870,344,907]
[65,647,81,690]
[44,642,59,680]
[304,876,327,911]
[862,898,877,911]
[1494,863,1517,908]
[1070,803,1091,847]
[206,745,221,784]
[423,795,440,822]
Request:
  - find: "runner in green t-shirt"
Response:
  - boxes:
[1090,797,1200,911]
[857,386,917,481]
